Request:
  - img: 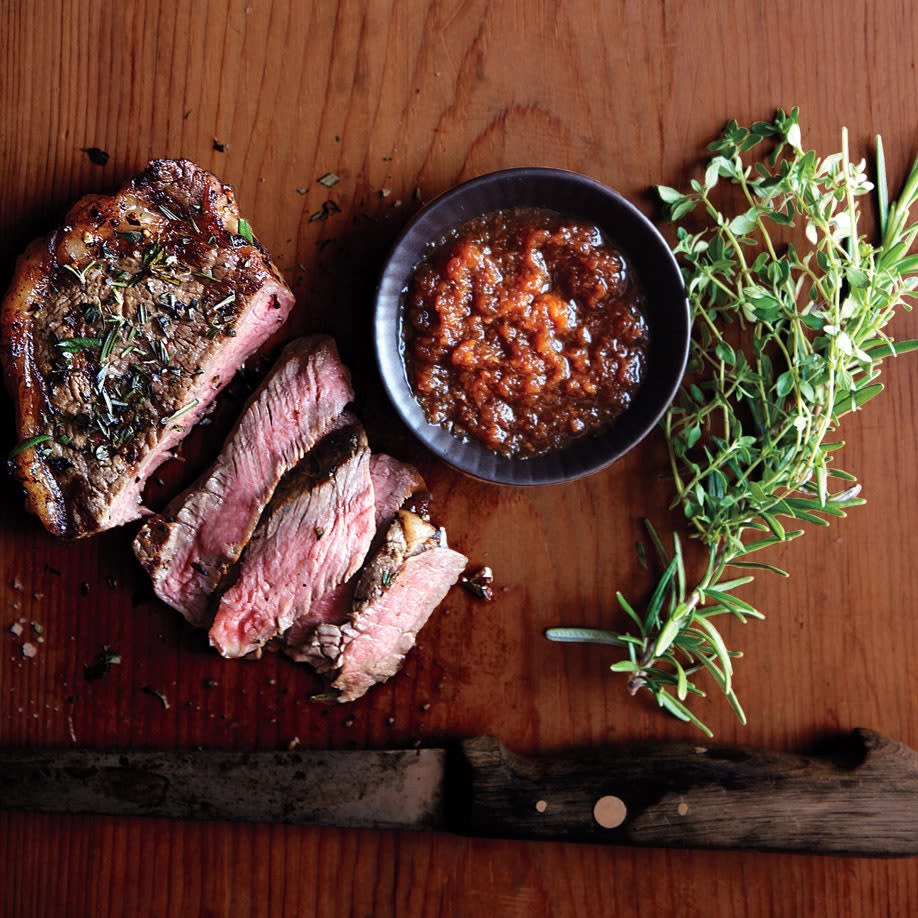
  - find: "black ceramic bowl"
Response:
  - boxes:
[374,167,689,485]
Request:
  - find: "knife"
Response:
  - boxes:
[1,728,915,856]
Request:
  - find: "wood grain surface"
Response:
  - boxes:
[1,0,916,915]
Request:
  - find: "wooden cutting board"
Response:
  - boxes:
[1,1,916,916]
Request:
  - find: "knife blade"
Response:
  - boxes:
[1,728,915,856]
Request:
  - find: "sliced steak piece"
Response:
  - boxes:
[0,159,294,538]
[284,453,426,667]
[307,510,467,701]
[133,335,353,626]
[208,420,375,659]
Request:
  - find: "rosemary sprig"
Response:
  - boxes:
[547,109,918,734]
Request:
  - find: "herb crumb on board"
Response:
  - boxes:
[461,566,495,601]
[83,646,121,681]
[142,685,170,709]
[80,146,110,165]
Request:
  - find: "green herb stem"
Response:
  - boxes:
[548,109,918,733]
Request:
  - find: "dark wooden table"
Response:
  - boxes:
[2,1,916,915]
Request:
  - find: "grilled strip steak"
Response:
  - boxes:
[0,159,294,538]
[307,509,467,701]
[208,420,375,659]
[284,453,427,667]
[133,335,353,625]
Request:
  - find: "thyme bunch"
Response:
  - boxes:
[547,109,918,735]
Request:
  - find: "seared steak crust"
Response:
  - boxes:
[133,335,353,626]
[1,159,294,537]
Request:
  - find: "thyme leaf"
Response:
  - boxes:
[548,109,918,734]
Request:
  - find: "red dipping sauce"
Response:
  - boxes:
[403,208,650,458]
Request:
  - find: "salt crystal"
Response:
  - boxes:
[21,642,37,658]
[9,623,23,637]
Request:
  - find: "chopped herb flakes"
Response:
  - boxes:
[9,434,52,457]
[33,184,255,471]
[62,260,98,285]
[142,685,170,709]
[317,172,340,188]
[99,324,120,362]
[56,336,102,353]
[237,218,255,244]
[162,399,199,426]
[309,200,342,222]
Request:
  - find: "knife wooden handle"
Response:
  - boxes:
[454,728,918,856]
